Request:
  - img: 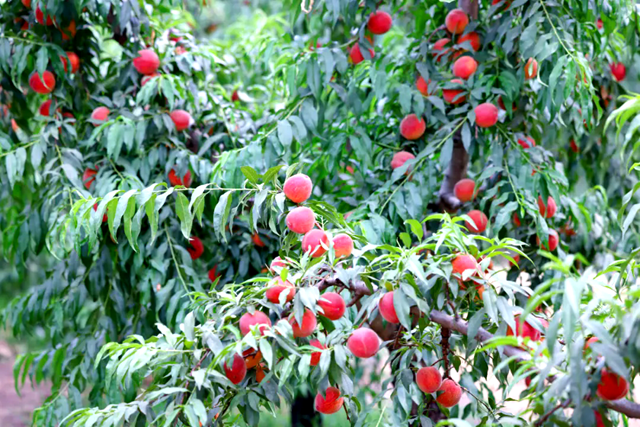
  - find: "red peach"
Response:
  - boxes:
[453,178,476,202]
[458,32,481,51]
[309,339,327,366]
[91,107,109,126]
[141,73,160,86]
[315,387,344,414]
[170,110,192,131]
[452,254,477,278]
[35,7,53,25]
[367,11,392,35]
[60,52,80,73]
[436,379,462,407]
[518,136,536,148]
[208,266,220,282]
[239,311,272,336]
[252,233,266,247]
[445,9,469,35]
[524,58,538,80]
[497,96,517,112]
[187,236,204,260]
[400,114,426,140]
[596,19,603,30]
[223,353,247,385]
[290,309,317,338]
[243,348,262,369]
[82,168,97,190]
[255,365,266,383]
[378,292,399,324]
[39,100,52,116]
[452,56,478,79]
[21,0,31,8]
[318,291,346,320]
[390,151,415,172]
[269,256,287,273]
[506,315,541,341]
[29,71,56,94]
[266,276,296,304]
[60,20,77,40]
[596,369,629,400]
[585,336,599,349]
[332,233,354,258]
[416,76,431,96]
[537,196,557,218]
[537,229,559,251]
[301,229,329,258]
[416,366,442,394]
[347,328,380,358]
[349,42,374,65]
[231,90,240,102]
[168,168,192,187]
[610,63,626,82]
[443,79,466,104]
[594,410,606,427]
[286,206,315,234]
[283,173,313,203]
[432,38,452,62]
[133,49,160,75]
[513,213,522,227]
[465,210,488,233]
[474,103,499,128]
[570,139,579,153]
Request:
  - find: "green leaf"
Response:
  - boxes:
[213,191,233,242]
[175,192,192,239]
[240,166,260,185]
[277,120,293,147]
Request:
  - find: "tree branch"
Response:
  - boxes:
[438,134,468,212]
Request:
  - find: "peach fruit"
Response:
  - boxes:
[283,173,313,203]
[318,292,346,320]
[286,206,315,234]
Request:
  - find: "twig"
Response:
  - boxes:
[164,225,194,302]
[534,399,571,426]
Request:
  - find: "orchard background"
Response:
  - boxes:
[1,0,640,426]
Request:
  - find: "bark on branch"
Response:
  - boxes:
[438,134,468,212]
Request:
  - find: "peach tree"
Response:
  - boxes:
[0,0,639,426]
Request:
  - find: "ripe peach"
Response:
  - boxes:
[610,63,626,82]
[243,348,262,369]
[133,49,160,75]
[378,292,399,324]
[513,213,522,227]
[187,236,204,260]
[60,52,80,73]
[168,168,192,187]
[141,73,160,86]
[29,71,56,94]
[524,58,538,80]
[286,206,315,234]
[445,9,469,35]
[570,139,579,153]
[474,103,499,128]
[283,173,313,203]
[223,353,247,385]
[290,309,317,338]
[453,178,476,202]
[269,256,287,273]
[367,11,392,35]
[452,254,477,278]
[432,38,452,62]
[349,42,374,65]
[315,387,344,414]
[596,369,629,400]
[458,32,481,51]
[437,379,462,407]
[596,19,603,30]
[585,336,599,349]
[537,196,557,218]
[347,328,380,358]
[416,366,442,394]
[239,311,272,336]
[309,339,327,366]
[416,76,431,96]
[443,79,466,104]
[301,229,329,258]
[231,90,240,102]
[517,136,536,148]
[91,107,110,126]
[208,266,221,282]
[400,114,426,140]
[60,20,77,40]
[83,168,97,190]
[266,276,296,304]
[39,100,52,116]
[318,292,346,320]
[170,110,192,131]
[333,233,354,258]
[252,232,266,247]
[594,410,605,427]
[452,56,478,79]
[390,151,415,172]
[537,229,559,251]
[21,0,31,8]
[507,316,541,341]
[465,210,488,233]
[255,365,266,383]
[35,7,53,25]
